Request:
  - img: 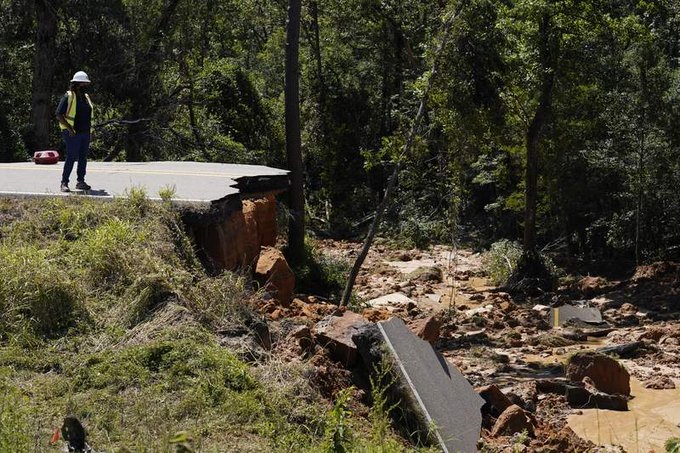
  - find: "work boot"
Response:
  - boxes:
[75,181,91,191]
[60,183,70,193]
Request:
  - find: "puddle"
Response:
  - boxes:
[568,378,680,452]
[467,276,494,292]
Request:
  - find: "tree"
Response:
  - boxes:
[285,0,305,264]
[27,0,58,152]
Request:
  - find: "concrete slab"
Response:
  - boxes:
[0,161,288,205]
[378,318,483,453]
[550,304,603,328]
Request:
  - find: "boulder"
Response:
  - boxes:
[566,352,630,395]
[254,247,295,306]
[407,266,443,283]
[491,404,536,437]
[477,384,513,416]
[407,315,442,344]
[313,311,370,366]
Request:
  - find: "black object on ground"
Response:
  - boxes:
[536,379,629,411]
[596,341,646,358]
[550,303,603,327]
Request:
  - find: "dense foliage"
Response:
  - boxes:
[1,0,679,267]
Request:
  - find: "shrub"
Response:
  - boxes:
[291,238,350,302]
[482,239,523,285]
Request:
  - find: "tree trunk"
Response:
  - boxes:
[285,0,305,264]
[523,12,555,252]
[28,0,58,152]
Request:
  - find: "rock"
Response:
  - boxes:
[254,247,295,306]
[643,375,676,389]
[491,404,536,437]
[313,311,370,366]
[407,266,443,283]
[506,382,538,413]
[638,327,666,342]
[477,384,513,416]
[407,315,442,344]
[499,300,516,314]
[291,325,313,351]
[361,308,393,322]
[566,352,630,395]
[620,302,637,314]
[367,292,417,308]
[575,276,612,298]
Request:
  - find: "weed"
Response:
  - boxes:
[322,388,354,452]
[666,437,680,453]
[121,186,152,216]
[365,360,403,450]
[158,185,177,202]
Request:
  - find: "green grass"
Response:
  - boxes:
[0,196,426,451]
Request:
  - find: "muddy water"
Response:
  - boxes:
[568,378,680,452]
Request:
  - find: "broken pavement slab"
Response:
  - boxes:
[366,317,484,453]
[549,303,603,327]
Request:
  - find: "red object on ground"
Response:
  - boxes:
[49,427,60,444]
[33,150,59,164]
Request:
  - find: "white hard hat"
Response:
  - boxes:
[70,71,91,83]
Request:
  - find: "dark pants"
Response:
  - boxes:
[61,131,90,184]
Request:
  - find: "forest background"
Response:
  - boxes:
[1,0,679,273]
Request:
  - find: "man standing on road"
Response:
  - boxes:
[56,71,93,192]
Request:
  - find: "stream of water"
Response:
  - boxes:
[568,378,680,452]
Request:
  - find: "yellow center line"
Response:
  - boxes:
[0,165,243,178]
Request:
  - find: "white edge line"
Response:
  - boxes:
[0,191,210,205]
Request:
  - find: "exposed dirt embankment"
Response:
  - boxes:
[182,193,278,270]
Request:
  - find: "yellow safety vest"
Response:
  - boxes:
[59,90,94,132]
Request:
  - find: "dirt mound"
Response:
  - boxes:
[632,261,680,283]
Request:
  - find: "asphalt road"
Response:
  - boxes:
[0,161,288,204]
